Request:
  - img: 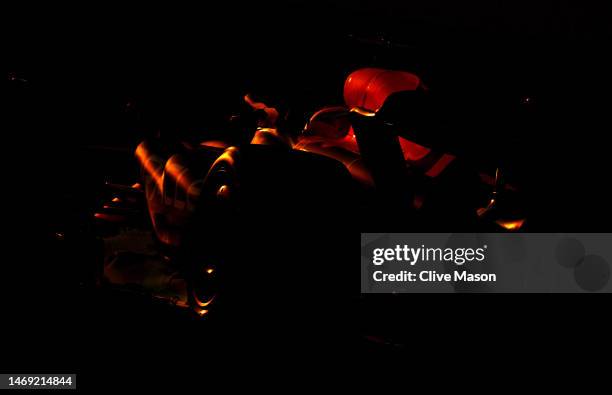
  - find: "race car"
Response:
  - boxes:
[105,67,525,315]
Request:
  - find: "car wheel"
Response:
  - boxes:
[184,147,240,317]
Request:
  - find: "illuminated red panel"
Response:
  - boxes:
[344,69,431,161]
[398,136,431,161]
[344,68,422,112]
[425,153,456,178]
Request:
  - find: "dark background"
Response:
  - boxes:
[4,0,611,388]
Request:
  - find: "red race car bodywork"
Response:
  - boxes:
[134,68,525,250]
